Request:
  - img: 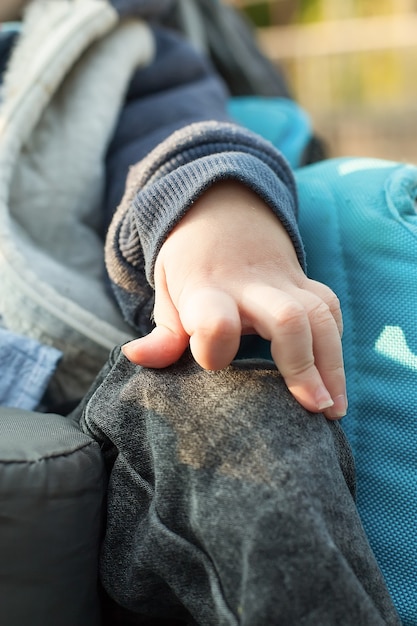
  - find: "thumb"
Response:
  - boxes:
[122,289,189,368]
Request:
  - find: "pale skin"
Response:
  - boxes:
[123,181,347,420]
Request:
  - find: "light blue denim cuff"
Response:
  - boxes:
[0,328,62,411]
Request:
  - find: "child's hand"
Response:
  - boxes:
[122,181,347,419]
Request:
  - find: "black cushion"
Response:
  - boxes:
[0,407,106,626]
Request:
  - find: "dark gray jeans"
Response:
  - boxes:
[75,346,400,626]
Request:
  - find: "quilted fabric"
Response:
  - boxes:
[297,157,417,625]
[0,407,106,626]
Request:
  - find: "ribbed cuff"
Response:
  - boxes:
[126,121,303,285]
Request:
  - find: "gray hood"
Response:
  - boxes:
[0,0,156,404]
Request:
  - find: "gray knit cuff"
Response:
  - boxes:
[124,121,303,286]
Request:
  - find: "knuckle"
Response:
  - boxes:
[272,301,307,335]
[307,280,342,318]
[330,364,346,378]
[198,315,239,340]
[309,300,334,326]
[287,358,316,379]
[325,292,342,318]
[310,292,343,337]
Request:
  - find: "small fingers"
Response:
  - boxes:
[123,284,243,371]
[122,325,189,368]
[241,284,346,418]
[300,291,346,419]
[122,277,189,368]
[179,287,242,370]
[307,279,343,338]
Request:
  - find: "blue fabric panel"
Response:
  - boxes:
[228,96,312,168]
[296,157,417,625]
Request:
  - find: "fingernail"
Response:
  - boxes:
[332,395,347,417]
[315,385,334,412]
[122,338,140,351]
[121,339,141,360]
[330,394,348,418]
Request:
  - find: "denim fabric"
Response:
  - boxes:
[78,347,400,625]
[0,327,62,410]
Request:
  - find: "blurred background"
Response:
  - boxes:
[227,0,417,162]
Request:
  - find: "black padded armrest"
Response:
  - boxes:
[0,407,106,626]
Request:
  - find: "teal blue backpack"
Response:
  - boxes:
[297,157,417,626]
[231,95,417,623]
